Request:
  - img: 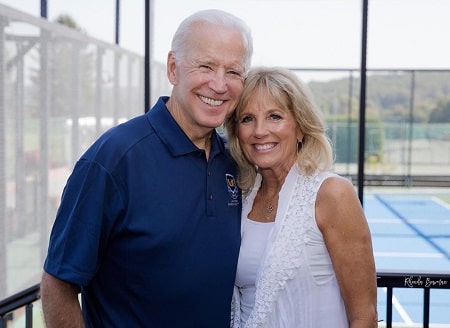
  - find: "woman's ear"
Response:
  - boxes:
[296,128,304,143]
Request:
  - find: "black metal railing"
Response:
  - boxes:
[349,174,450,188]
[0,284,40,328]
[1,273,450,327]
[377,271,450,328]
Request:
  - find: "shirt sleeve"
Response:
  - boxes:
[43,158,125,286]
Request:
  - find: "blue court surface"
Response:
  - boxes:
[364,193,450,326]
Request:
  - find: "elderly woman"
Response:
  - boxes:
[226,67,378,328]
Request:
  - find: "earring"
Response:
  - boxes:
[297,140,303,153]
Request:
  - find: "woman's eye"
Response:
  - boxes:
[269,114,282,121]
[240,116,253,123]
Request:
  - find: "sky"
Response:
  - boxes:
[1,0,449,80]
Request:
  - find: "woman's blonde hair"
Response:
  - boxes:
[225,66,334,192]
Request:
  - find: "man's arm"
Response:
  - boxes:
[41,271,85,328]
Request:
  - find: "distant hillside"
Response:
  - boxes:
[307,71,450,123]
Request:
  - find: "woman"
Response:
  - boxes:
[226,67,378,327]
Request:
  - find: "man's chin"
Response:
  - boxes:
[204,115,228,129]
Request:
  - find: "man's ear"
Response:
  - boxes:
[167,51,178,85]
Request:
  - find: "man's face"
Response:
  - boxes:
[167,22,247,137]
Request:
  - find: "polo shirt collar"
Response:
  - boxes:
[147,96,225,158]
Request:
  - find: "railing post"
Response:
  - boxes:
[0,313,13,328]
[0,14,7,301]
[423,288,430,328]
[25,303,33,328]
[357,0,369,204]
[386,287,393,328]
[38,28,50,263]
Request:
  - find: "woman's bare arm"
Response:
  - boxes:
[316,176,378,328]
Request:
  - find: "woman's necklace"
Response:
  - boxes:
[248,182,281,222]
[265,203,274,213]
[260,184,279,213]
[263,195,278,222]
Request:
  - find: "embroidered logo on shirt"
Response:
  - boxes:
[226,174,239,205]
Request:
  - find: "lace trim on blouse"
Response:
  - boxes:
[243,170,322,327]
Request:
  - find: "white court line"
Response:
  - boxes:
[405,220,450,224]
[387,288,414,326]
[375,252,444,258]
[432,196,450,210]
[368,218,402,223]
[368,218,450,224]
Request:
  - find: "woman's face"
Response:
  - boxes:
[237,90,302,173]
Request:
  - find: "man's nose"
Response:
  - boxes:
[209,70,227,93]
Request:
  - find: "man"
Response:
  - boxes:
[41,9,253,327]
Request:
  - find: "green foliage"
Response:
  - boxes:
[54,14,83,32]
[308,71,450,123]
[429,98,450,123]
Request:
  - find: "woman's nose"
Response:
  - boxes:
[253,120,268,138]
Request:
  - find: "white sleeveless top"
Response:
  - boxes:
[231,164,349,328]
[235,218,275,325]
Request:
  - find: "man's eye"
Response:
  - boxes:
[227,70,241,76]
[199,65,212,70]
[227,70,244,80]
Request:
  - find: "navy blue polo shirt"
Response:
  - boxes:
[44,97,242,327]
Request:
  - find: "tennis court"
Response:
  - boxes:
[364,192,450,326]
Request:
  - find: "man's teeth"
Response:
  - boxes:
[255,143,275,150]
[200,96,223,106]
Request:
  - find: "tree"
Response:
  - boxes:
[429,99,450,123]
[54,14,84,32]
